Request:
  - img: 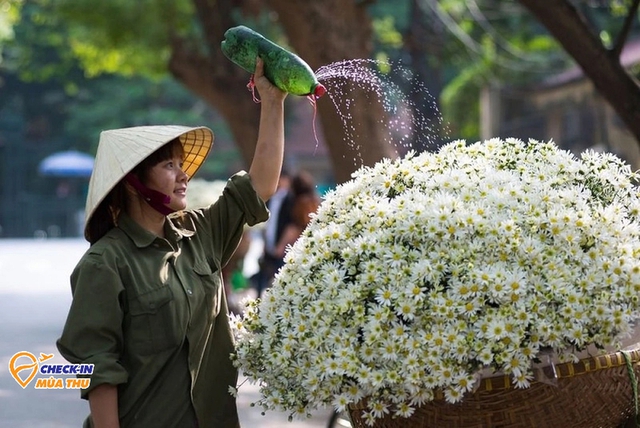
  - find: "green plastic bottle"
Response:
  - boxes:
[221,25,326,99]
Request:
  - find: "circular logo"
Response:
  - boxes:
[9,351,38,388]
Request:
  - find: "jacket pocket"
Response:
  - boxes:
[192,261,222,322]
[128,286,180,354]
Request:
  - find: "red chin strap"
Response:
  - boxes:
[125,173,176,216]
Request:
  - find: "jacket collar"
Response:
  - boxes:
[118,212,195,248]
[117,212,158,248]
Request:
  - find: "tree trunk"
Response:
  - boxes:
[267,0,397,182]
[518,0,640,148]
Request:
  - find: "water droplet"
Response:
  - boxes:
[315,59,446,167]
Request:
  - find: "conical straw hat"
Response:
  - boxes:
[85,125,214,231]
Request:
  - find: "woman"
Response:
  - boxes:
[274,170,321,258]
[57,58,286,428]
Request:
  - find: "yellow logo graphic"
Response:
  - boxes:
[9,352,52,388]
[8,351,93,389]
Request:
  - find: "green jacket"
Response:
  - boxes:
[57,172,269,428]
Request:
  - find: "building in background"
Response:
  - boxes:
[481,38,640,170]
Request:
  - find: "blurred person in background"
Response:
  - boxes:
[274,170,321,258]
[254,168,293,297]
[56,58,286,428]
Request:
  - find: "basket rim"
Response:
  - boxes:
[349,348,640,410]
[473,347,640,394]
[348,349,640,428]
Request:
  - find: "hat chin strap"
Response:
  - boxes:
[125,173,176,216]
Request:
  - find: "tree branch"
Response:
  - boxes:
[518,0,640,146]
[612,0,640,59]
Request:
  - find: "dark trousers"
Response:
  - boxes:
[255,253,284,297]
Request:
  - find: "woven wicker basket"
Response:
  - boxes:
[348,349,640,428]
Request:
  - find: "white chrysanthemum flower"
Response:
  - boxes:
[512,372,534,389]
[443,386,464,403]
[230,139,640,424]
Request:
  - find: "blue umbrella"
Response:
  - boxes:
[38,150,95,178]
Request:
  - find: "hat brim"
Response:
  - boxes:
[179,127,214,178]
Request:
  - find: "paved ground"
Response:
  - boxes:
[0,238,334,428]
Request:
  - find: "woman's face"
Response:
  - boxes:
[145,154,189,212]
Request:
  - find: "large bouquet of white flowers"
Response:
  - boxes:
[230,138,640,425]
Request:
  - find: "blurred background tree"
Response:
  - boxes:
[0,0,570,182]
[3,0,640,237]
[7,0,640,176]
[519,0,640,150]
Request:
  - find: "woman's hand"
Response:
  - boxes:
[253,57,287,104]
[88,384,120,428]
